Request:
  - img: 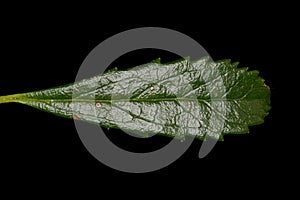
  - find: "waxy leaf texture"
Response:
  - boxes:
[0,57,270,140]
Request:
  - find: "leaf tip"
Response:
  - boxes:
[263,81,270,90]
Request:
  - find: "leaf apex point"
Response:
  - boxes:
[263,81,270,90]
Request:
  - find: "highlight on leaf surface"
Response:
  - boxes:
[0,57,271,140]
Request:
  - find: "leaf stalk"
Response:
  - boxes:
[0,94,21,104]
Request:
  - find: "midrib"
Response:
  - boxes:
[1,94,259,104]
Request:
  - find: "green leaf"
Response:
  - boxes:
[0,57,270,140]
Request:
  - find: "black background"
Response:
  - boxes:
[0,3,295,196]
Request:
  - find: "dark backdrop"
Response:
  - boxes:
[0,4,294,197]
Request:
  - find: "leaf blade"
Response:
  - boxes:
[1,57,271,140]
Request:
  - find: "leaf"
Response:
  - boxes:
[0,57,270,140]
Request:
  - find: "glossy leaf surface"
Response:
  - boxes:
[0,58,271,140]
